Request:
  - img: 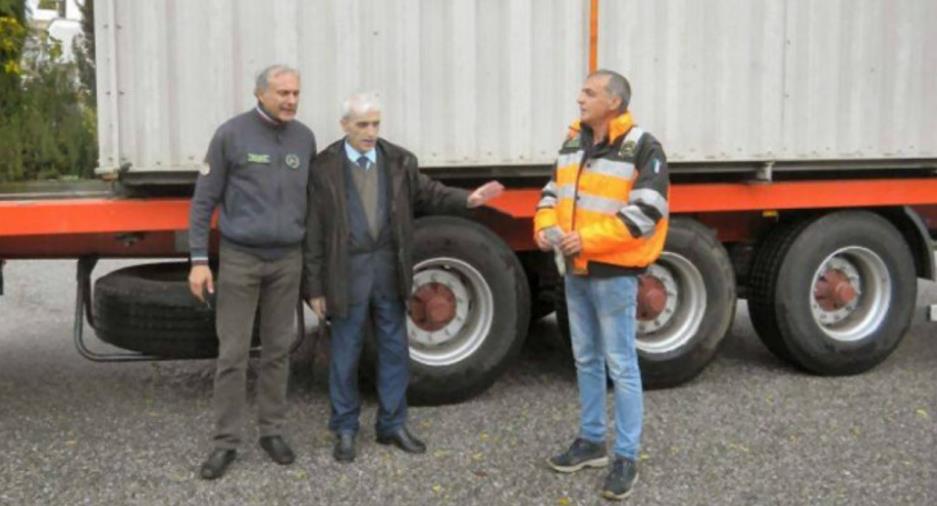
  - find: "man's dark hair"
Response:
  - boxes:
[589,69,631,113]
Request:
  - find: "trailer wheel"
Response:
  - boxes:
[636,218,736,387]
[93,262,259,358]
[554,218,735,388]
[400,216,530,405]
[752,211,915,375]
[748,220,813,365]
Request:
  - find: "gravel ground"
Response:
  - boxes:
[1,259,935,505]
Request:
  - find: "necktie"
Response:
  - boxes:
[356,155,370,170]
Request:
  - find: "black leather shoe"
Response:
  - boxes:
[333,432,356,463]
[376,427,426,454]
[199,449,236,480]
[259,435,295,465]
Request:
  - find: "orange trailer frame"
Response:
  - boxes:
[3,177,937,258]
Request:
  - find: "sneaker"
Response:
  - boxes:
[601,456,639,501]
[546,438,608,473]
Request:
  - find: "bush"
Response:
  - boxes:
[0,3,97,182]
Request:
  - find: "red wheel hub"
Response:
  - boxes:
[408,283,457,332]
[637,275,667,321]
[814,269,857,311]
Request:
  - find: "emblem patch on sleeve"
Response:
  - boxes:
[199,164,210,176]
[285,153,301,169]
[619,140,637,158]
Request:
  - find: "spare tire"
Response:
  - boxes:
[93,262,258,358]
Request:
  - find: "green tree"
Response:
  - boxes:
[74,0,94,105]
[0,0,28,181]
[0,1,97,182]
[0,0,27,113]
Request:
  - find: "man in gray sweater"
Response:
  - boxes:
[188,64,316,480]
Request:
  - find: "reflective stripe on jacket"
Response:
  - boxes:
[534,112,670,274]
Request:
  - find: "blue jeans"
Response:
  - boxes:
[328,293,409,436]
[564,274,642,460]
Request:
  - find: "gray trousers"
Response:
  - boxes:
[212,243,301,449]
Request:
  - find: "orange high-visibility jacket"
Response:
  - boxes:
[534,112,670,275]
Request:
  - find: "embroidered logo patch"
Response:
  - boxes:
[285,153,301,169]
[199,164,210,176]
[619,140,637,158]
[247,153,271,164]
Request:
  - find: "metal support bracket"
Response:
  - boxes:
[753,161,774,183]
[73,256,167,362]
[73,257,306,363]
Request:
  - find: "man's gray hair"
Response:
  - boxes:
[589,69,631,113]
[341,92,382,119]
[255,64,300,94]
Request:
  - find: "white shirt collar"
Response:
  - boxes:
[344,141,377,169]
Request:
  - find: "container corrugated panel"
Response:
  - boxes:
[97,0,937,175]
[599,0,937,162]
[95,0,587,175]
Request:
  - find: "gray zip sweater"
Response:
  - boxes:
[189,106,316,262]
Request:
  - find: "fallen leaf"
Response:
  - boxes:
[726,442,750,453]
[289,469,308,480]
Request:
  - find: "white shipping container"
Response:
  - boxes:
[94,0,937,177]
[599,0,937,162]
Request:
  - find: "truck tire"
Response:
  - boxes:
[750,211,916,375]
[554,218,736,388]
[748,219,814,366]
[401,216,531,405]
[93,262,258,358]
[522,252,561,323]
[527,272,558,323]
[637,218,736,388]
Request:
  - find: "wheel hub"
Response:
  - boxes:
[636,263,681,335]
[810,257,862,326]
[409,283,457,331]
[406,260,494,367]
[637,275,667,320]
[814,268,857,311]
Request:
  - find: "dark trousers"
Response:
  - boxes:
[211,243,301,449]
[328,292,409,435]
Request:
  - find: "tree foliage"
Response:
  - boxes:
[74,0,94,105]
[0,0,27,113]
[0,0,97,182]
